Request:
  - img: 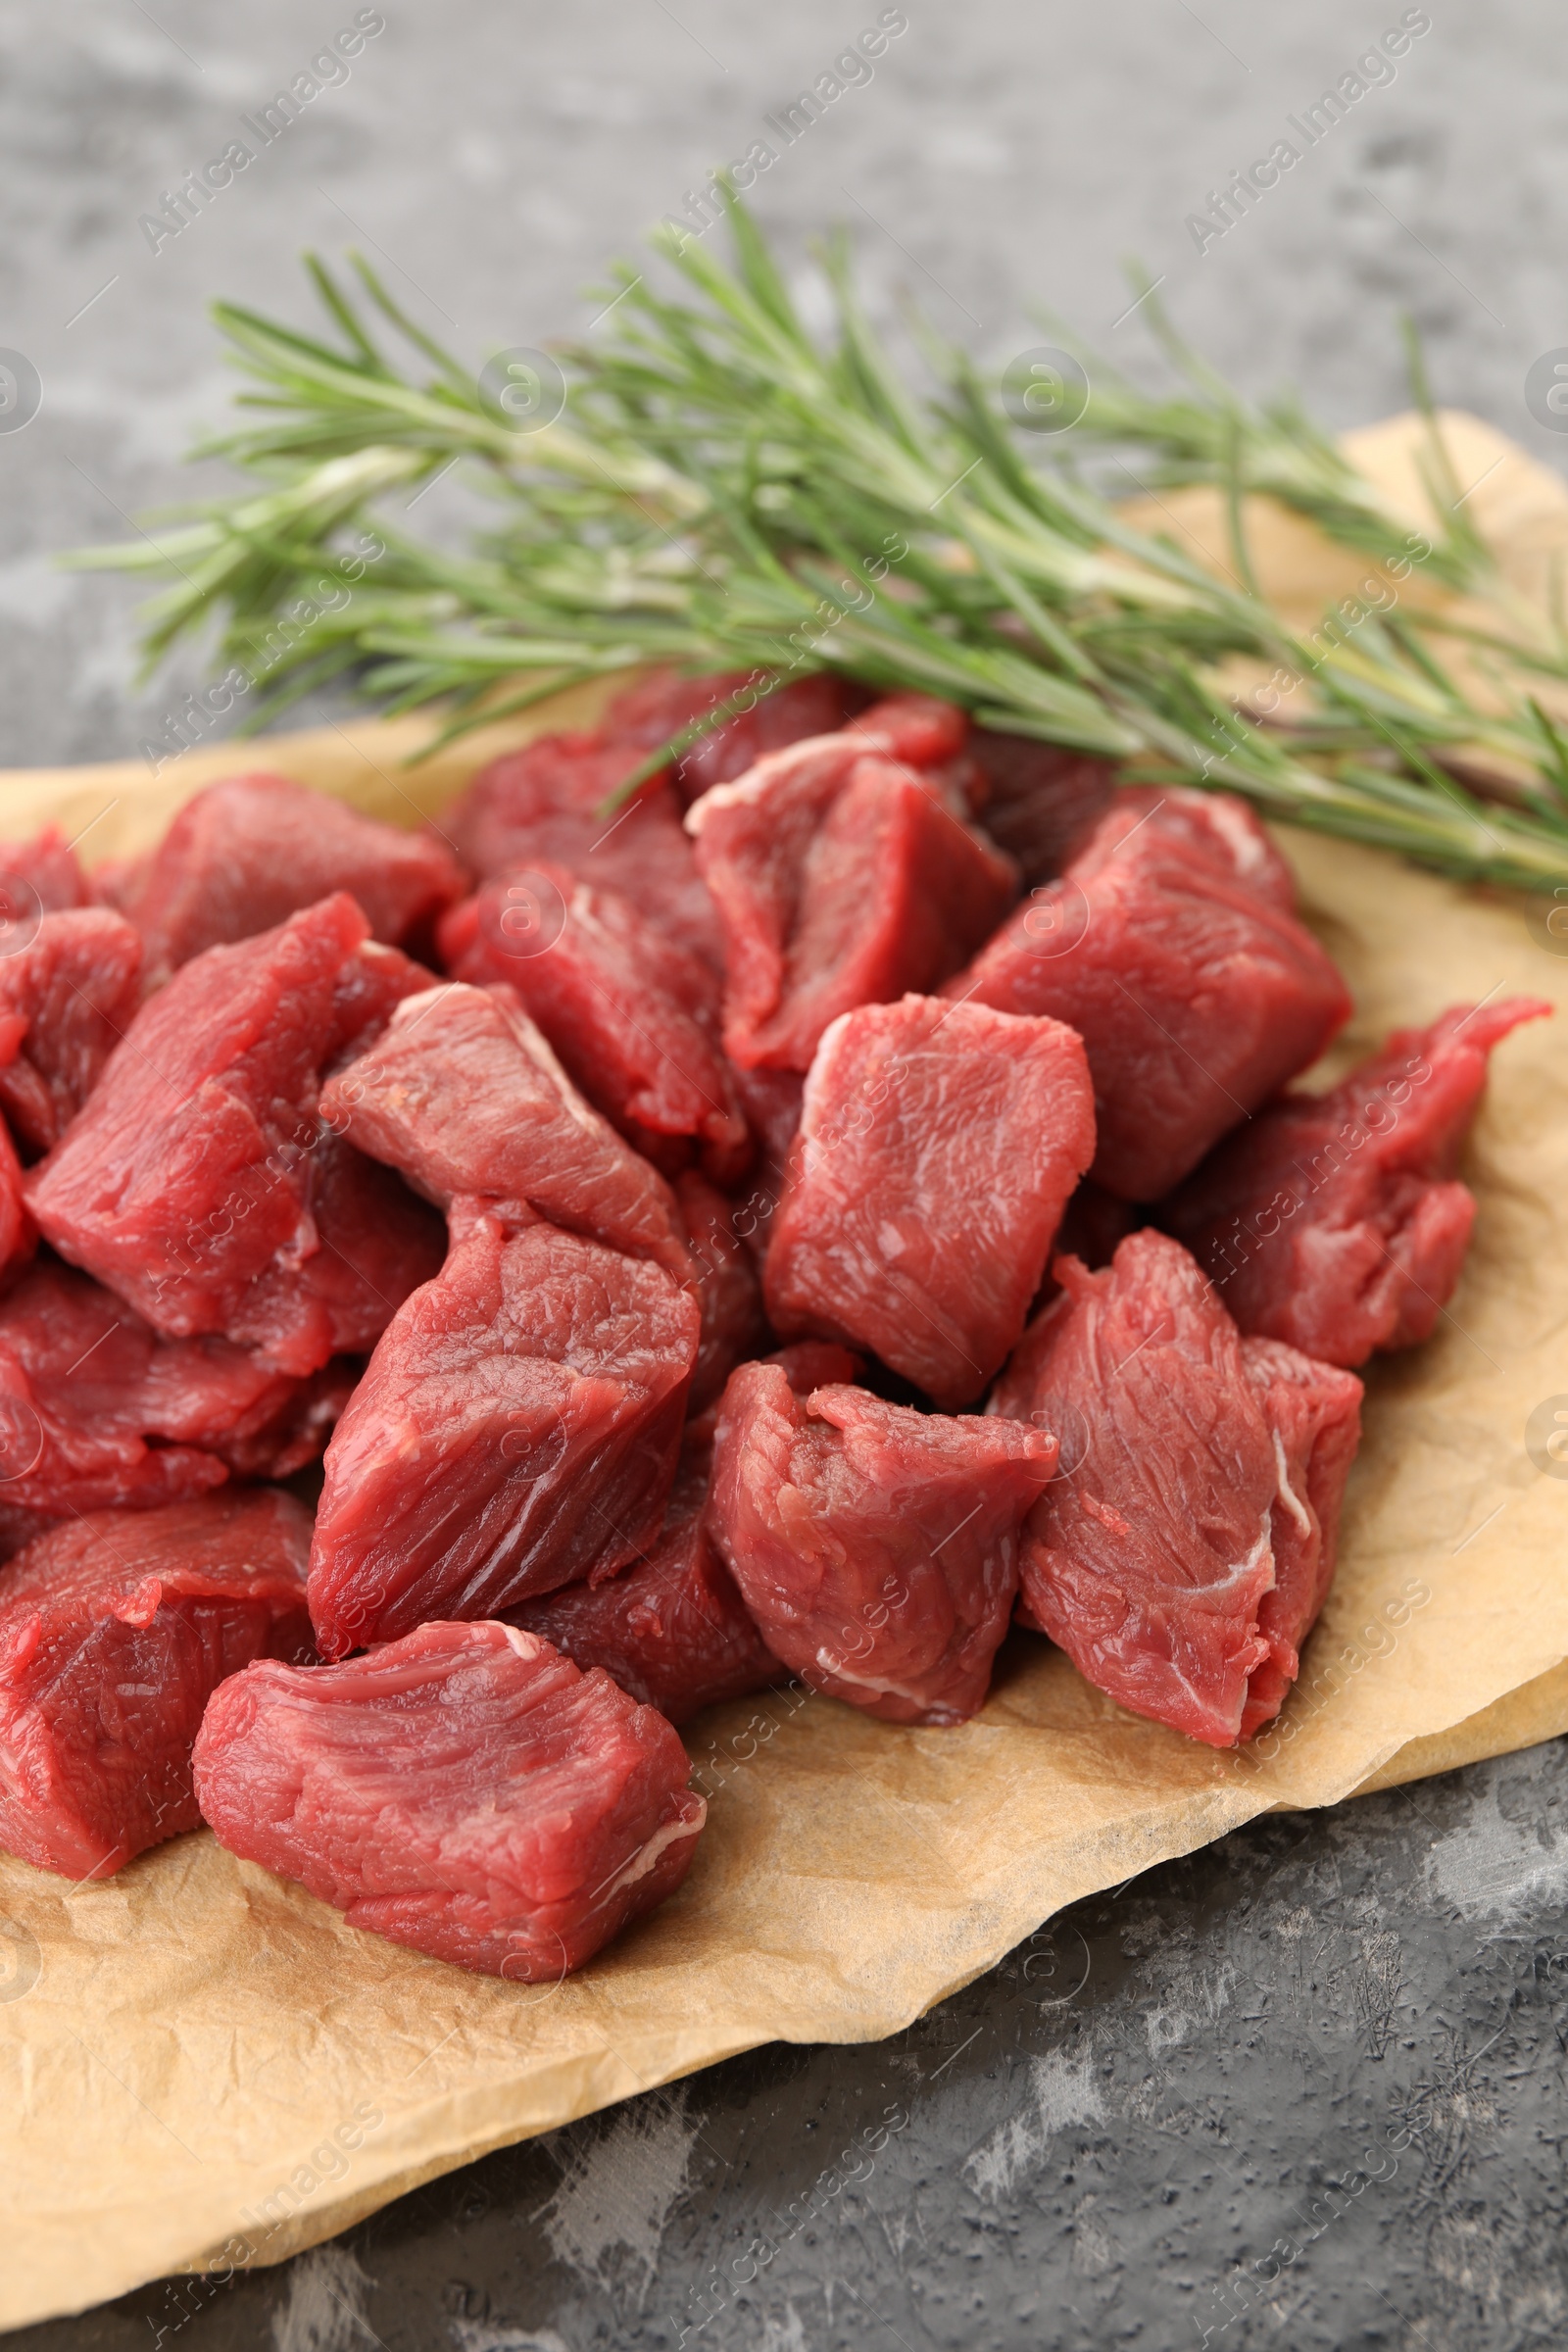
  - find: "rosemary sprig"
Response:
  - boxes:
[64,197,1568,894]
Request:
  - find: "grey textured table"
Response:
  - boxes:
[5,5,1568,2345]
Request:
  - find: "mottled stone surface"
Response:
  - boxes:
[5,5,1567,2345]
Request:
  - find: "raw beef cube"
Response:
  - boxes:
[0,1257,353,1541]
[966,732,1115,885]
[0,1119,30,1284]
[27,896,446,1375]
[319,980,692,1282]
[508,1450,780,1723]
[0,1490,313,1881]
[115,774,466,984]
[323,935,444,1069]
[193,1619,706,1979]
[605,667,860,805]
[307,1202,699,1658]
[763,995,1096,1408]
[438,861,749,1181]
[707,1364,1056,1726]
[258,1128,448,1376]
[0,824,90,920]
[1072,786,1298,910]
[0,908,143,1156]
[1239,1338,1364,1738]
[1160,998,1552,1365]
[676,1171,766,1416]
[685,1337,863,1454]
[686,703,1018,1072]
[841,692,973,771]
[444,730,723,966]
[994,1230,1282,1747]
[210,1358,359,1483]
[948,791,1349,1198]
[766,1339,864,1395]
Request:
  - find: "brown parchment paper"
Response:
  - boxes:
[4,415,1568,2332]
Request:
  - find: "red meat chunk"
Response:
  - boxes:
[1074,786,1298,909]
[320,979,692,1282]
[966,732,1116,885]
[687,703,1019,1073]
[322,935,443,1067]
[0,825,90,921]
[0,1491,313,1881]
[994,1230,1354,1747]
[707,1364,1056,1726]
[307,1202,699,1659]
[508,1450,779,1723]
[676,1171,766,1417]
[948,789,1349,1198]
[211,1358,358,1482]
[763,995,1096,1408]
[766,1339,863,1395]
[27,896,446,1375]
[443,732,722,966]
[1239,1337,1364,1738]
[438,861,749,1182]
[685,1336,862,1454]
[193,1619,706,1979]
[0,1257,352,1550]
[0,1121,30,1285]
[114,774,466,985]
[604,667,860,805]
[1160,998,1552,1365]
[0,909,143,1157]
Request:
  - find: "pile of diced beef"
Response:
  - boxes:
[0,679,1545,1982]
